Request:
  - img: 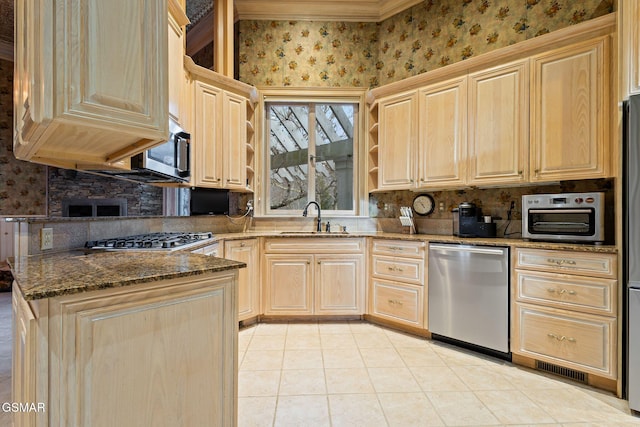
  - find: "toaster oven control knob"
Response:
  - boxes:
[575,197,583,204]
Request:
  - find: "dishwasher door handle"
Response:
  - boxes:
[429,244,507,256]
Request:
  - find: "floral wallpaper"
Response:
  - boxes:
[376,0,613,85]
[0,59,47,216]
[238,20,380,87]
[238,0,613,87]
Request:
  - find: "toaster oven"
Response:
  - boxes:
[522,192,605,243]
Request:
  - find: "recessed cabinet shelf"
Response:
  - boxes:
[246,120,255,135]
[367,100,380,192]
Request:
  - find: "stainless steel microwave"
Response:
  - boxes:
[89,120,190,184]
[522,192,605,243]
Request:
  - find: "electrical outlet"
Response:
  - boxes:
[41,228,53,250]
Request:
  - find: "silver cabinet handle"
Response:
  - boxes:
[547,288,577,295]
[547,333,576,343]
[388,299,403,306]
[546,258,577,266]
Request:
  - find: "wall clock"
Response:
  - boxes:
[412,194,435,216]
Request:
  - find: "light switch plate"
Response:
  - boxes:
[41,228,53,250]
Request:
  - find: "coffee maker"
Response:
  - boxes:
[452,202,496,238]
[458,202,479,237]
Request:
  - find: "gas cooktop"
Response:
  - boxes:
[85,232,215,251]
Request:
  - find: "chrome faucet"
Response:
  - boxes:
[302,201,322,232]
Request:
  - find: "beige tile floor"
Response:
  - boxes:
[238,321,640,427]
[1,290,639,427]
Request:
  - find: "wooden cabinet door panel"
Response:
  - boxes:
[223,91,248,189]
[514,303,615,378]
[516,270,616,316]
[193,81,223,187]
[264,255,313,315]
[371,255,424,285]
[315,255,364,315]
[378,92,417,189]
[168,8,186,128]
[48,273,238,427]
[12,288,40,427]
[468,61,528,185]
[225,239,259,321]
[13,0,168,166]
[530,37,609,181]
[418,77,467,187]
[515,248,617,279]
[371,280,423,328]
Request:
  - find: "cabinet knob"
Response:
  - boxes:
[240,242,245,247]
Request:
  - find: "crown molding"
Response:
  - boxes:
[234,0,422,22]
[0,40,13,62]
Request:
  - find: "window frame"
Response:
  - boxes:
[256,88,368,218]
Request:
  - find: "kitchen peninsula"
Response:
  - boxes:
[9,250,244,427]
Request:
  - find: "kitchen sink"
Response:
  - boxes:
[278,231,349,235]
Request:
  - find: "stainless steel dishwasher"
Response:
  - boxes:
[428,243,510,354]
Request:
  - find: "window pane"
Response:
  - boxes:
[314,104,354,210]
[269,105,309,210]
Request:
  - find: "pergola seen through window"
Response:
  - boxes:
[266,102,357,215]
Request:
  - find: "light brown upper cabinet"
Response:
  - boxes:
[530,36,610,182]
[13,0,169,169]
[168,0,190,130]
[417,76,467,188]
[621,0,640,97]
[367,18,613,192]
[377,91,417,190]
[467,61,529,186]
[192,81,224,187]
[187,59,257,191]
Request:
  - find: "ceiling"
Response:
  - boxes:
[187,0,422,28]
[233,0,423,22]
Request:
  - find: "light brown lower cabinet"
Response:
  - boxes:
[262,238,365,316]
[512,248,618,381]
[371,279,424,328]
[224,238,259,321]
[12,271,238,427]
[368,239,427,329]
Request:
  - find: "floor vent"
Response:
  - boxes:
[535,361,588,383]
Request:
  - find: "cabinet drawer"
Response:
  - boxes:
[371,280,423,328]
[371,255,424,285]
[515,248,617,278]
[515,270,616,316]
[513,303,615,378]
[264,238,364,254]
[371,239,425,258]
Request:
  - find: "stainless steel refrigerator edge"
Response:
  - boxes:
[428,244,510,354]
[624,94,640,412]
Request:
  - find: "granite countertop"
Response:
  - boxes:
[9,251,245,301]
[214,231,618,254]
